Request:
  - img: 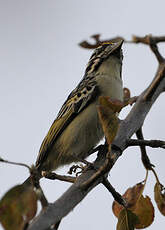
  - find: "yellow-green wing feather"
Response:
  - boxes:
[35,108,73,167]
[36,79,98,168]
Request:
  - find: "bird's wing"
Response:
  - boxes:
[36,78,98,167]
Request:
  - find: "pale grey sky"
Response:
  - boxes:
[0,0,165,229]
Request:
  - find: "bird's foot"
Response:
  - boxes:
[68,159,94,177]
[68,164,84,176]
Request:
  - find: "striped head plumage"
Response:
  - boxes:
[85,39,124,75]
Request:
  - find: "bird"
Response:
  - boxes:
[27,39,124,183]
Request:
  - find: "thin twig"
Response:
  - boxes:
[79,34,124,49]
[151,168,161,184]
[126,139,165,149]
[102,178,126,207]
[132,35,165,63]
[43,171,76,183]
[132,35,165,45]
[143,170,149,191]
[143,63,165,101]
[0,157,31,170]
[149,39,164,64]
[131,35,165,101]
[136,128,154,170]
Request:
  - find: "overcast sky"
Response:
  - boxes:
[0,1,165,229]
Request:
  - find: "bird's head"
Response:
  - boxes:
[85,39,124,75]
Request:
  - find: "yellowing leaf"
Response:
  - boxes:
[0,184,37,230]
[133,195,154,229]
[154,182,165,216]
[112,200,124,218]
[112,183,154,229]
[112,183,144,217]
[99,96,123,113]
[123,88,131,102]
[117,209,139,230]
[97,96,123,145]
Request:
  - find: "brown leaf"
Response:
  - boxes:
[154,182,165,216]
[123,88,131,102]
[99,96,123,113]
[112,183,144,217]
[97,96,123,146]
[133,195,154,229]
[117,209,139,230]
[112,182,154,229]
[0,184,37,230]
[112,200,124,218]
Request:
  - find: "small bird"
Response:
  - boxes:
[35,39,124,177]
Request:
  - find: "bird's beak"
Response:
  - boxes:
[110,38,124,54]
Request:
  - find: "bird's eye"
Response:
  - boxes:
[87,86,92,91]
[77,93,81,97]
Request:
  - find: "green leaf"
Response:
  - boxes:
[117,209,139,230]
[154,182,165,216]
[133,195,154,229]
[0,184,37,230]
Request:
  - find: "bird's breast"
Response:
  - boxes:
[96,55,123,101]
[96,74,123,101]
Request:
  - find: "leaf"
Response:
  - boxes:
[117,209,139,230]
[112,182,154,229]
[133,195,154,229]
[112,183,144,217]
[123,88,131,102]
[0,184,38,230]
[112,200,124,218]
[154,182,165,216]
[99,96,123,113]
[97,96,123,145]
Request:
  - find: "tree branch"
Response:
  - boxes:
[0,157,31,170]
[136,128,154,170]
[143,63,165,100]
[126,139,165,149]
[43,172,76,183]
[132,35,165,45]
[28,153,108,230]
[79,34,124,49]
[102,178,126,207]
